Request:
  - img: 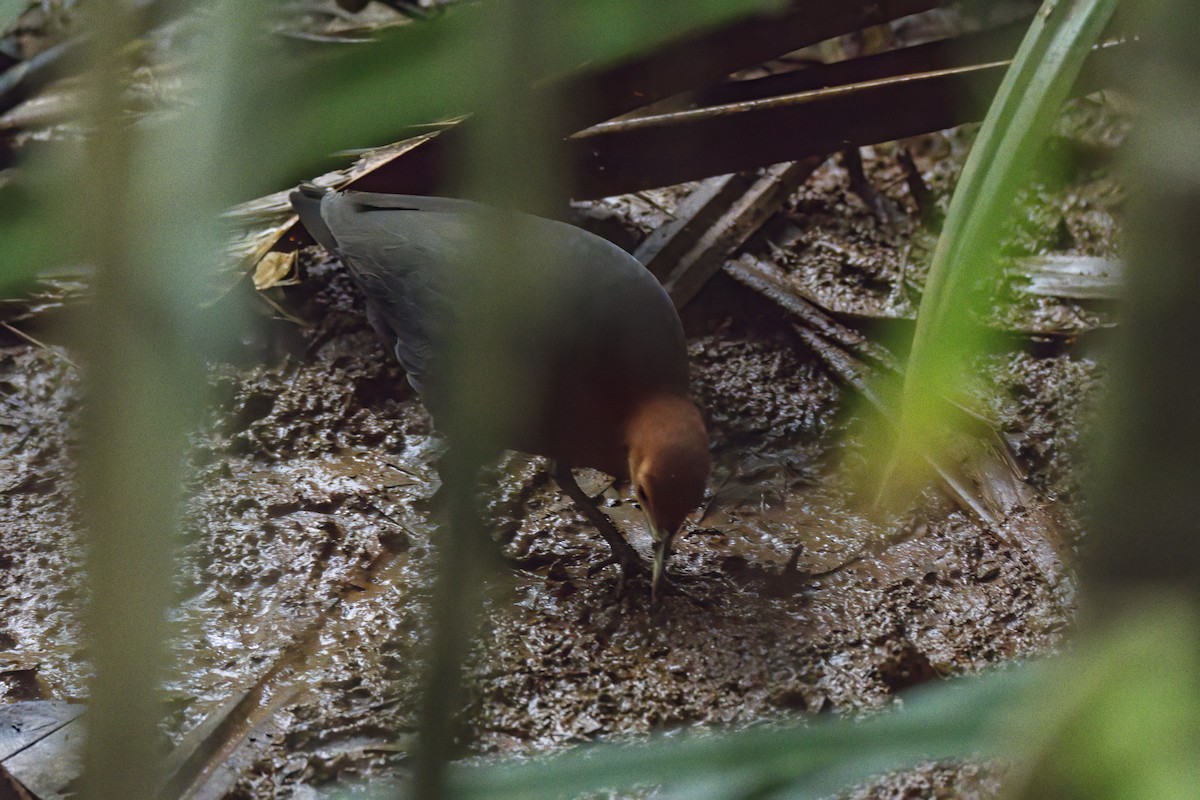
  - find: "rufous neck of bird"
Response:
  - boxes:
[624,394,710,540]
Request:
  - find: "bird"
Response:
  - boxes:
[289,183,710,599]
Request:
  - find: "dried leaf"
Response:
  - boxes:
[252,250,297,291]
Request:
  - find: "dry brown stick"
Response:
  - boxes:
[1,321,78,368]
[660,160,822,308]
[725,254,900,371]
[728,255,1009,439]
[558,0,941,133]
[160,685,300,800]
[0,763,35,800]
[634,173,760,282]
[569,34,1125,198]
[159,522,414,799]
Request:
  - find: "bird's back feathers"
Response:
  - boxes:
[289,185,691,470]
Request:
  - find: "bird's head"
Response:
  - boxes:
[625,395,710,601]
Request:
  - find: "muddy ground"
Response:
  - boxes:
[0,108,1118,798]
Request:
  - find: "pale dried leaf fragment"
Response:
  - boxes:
[252,249,298,290]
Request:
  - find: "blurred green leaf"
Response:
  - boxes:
[0,158,76,297]
[0,186,59,296]
[449,666,1038,800]
[883,0,1117,496]
[1088,0,1200,590]
[0,0,785,289]
[450,598,1200,800]
[1007,598,1200,799]
[71,2,256,798]
[0,0,23,27]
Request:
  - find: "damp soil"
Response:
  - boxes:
[0,116,1117,797]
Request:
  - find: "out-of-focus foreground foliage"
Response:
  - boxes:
[0,0,1196,798]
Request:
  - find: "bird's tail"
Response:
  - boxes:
[289,183,341,254]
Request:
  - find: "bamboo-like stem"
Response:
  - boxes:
[410,1,564,796]
[75,4,252,798]
[75,2,178,797]
[1089,0,1200,595]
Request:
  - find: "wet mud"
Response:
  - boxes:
[0,117,1115,797]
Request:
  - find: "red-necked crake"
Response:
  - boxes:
[290,183,710,599]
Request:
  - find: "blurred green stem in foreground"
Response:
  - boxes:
[1088,0,1200,594]
[74,3,253,798]
[410,0,567,795]
[76,2,173,796]
[408,2,787,796]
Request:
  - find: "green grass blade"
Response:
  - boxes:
[888,0,1118,492]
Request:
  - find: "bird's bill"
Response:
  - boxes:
[649,522,674,603]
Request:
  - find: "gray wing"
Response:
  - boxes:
[290,187,476,401]
[321,192,478,402]
[341,239,449,398]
